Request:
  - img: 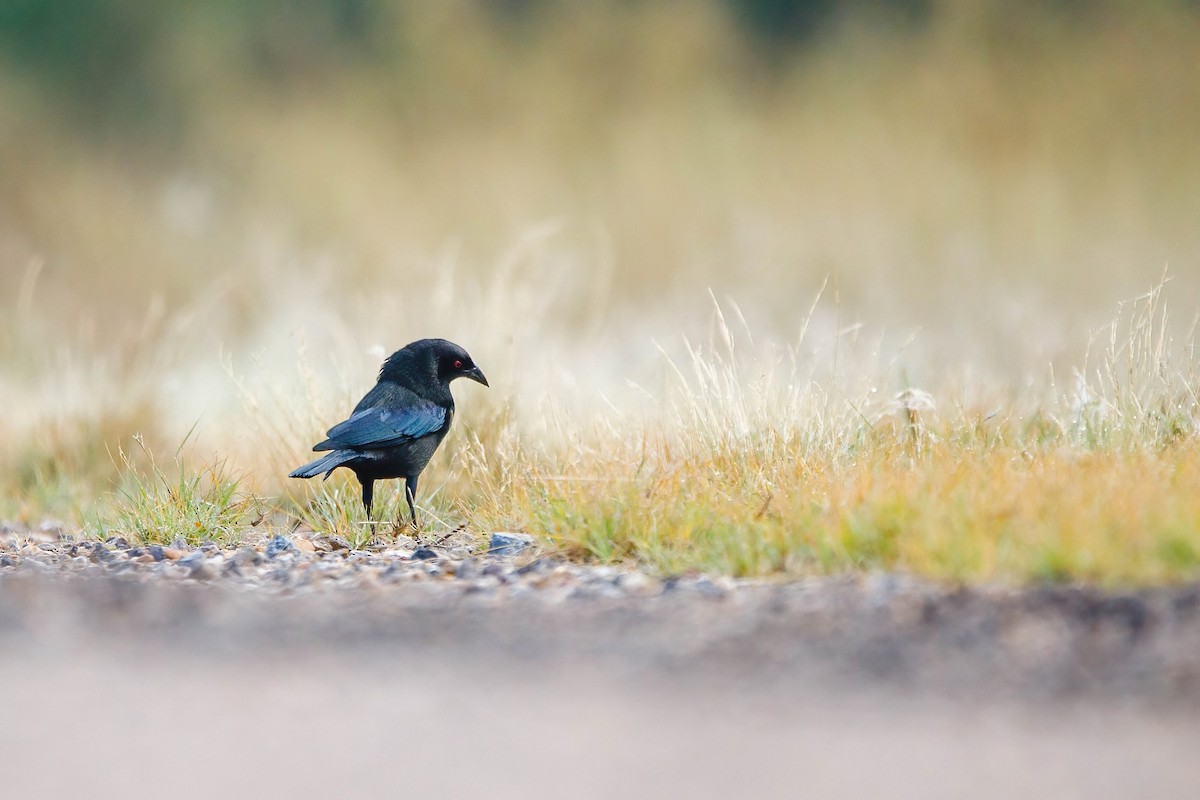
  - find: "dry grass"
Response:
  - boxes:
[445,282,1200,584]
[2,3,1200,584]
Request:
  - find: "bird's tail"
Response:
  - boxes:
[288,450,355,480]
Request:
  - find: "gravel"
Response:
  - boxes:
[3,525,1200,798]
[1,525,1198,703]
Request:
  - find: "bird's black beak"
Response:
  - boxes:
[466,366,489,387]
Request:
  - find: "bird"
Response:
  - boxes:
[288,338,488,527]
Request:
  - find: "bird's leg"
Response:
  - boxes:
[404,475,420,538]
[361,479,375,518]
[361,479,377,541]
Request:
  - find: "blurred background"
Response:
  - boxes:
[2,0,1199,516]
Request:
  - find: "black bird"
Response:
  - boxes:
[288,339,488,526]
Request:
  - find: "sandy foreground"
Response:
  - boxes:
[1,530,1198,799]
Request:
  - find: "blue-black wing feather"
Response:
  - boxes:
[314,401,446,451]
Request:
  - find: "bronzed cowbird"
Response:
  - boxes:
[289,338,488,526]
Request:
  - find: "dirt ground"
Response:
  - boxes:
[2,555,1198,798]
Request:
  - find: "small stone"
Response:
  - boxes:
[487,532,534,557]
[188,562,217,581]
[147,545,166,562]
[355,570,381,589]
[266,534,294,559]
[456,558,481,580]
[233,547,263,567]
[615,572,655,594]
[294,537,317,554]
[516,557,557,575]
[326,535,351,552]
[134,553,156,564]
[464,576,501,595]
[0,555,15,568]
[266,566,293,585]
[692,577,728,600]
[106,536,130,550]
[481,562,509,580]
[178,551,207,568]
[569,582,624,601]
[589,566,617,582]
[412,547,438,561]
[162,548,186,561]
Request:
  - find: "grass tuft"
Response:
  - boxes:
[89,435,258,547]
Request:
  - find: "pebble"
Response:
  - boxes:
[233,547,264,567]
[178,551,207,569]
[323,535,352,552]
[616,572,656,594]
[481,563,508,581]
[488,532,534,557]
[265,535,294,559]
[464,576,501,594]
[268,566,296,586]
[692,577,728,600]
[660,576,729,600]
[188,562,217,581]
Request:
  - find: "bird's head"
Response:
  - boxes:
[380,339,488,389]
[434,340,488,387]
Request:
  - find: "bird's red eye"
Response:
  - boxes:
[453,360,463,369]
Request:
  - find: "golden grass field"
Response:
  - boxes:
[2,2,1199,584]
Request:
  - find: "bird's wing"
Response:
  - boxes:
[314,401,446,451]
